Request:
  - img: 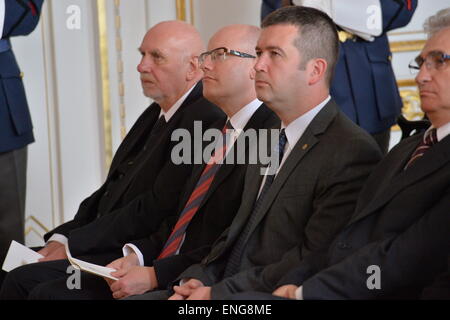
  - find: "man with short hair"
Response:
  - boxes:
[168,6,381,300]
[236,8,450,300]
[0,20,224,299]
[1,24,280,300]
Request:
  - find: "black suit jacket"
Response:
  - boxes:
[278,133,450,299]
[176,100,383,298]
[129,104,279,288]
[44,83,225,254]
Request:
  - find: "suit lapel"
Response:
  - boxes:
[108,104,159,174]
[104,83,203,213]
[198,104,274,208]
[224,163,265,248]
[241,101,339,244]
[349,134,450,225]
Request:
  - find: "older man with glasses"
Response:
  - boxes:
[2,24,279,300]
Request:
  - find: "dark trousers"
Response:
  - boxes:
[0,147,27,284]
[0,253,119,300]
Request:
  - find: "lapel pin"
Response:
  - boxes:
[302,144,308,150]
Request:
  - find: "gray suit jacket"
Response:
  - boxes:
[175,100,382,298]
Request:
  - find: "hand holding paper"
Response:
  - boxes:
[64,243,118,281]
[2,241,44,272]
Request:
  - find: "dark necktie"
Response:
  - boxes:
[223,129,287,278]
[151,116,167,136]
[404,128,438,170]
[157,121,233,259]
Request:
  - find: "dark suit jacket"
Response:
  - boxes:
[421,255,450,300]
[176,100,382,298]
[131,104,280,288]
[0,0,44,152]
[44,83,225,254]
[277,133,450,299]
[60,104,278,280]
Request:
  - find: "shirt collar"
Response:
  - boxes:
[282,95,331,151]
[0,0,4,38]
[427,121,450,142]
[158,84,196,122]
[227,98,263,132]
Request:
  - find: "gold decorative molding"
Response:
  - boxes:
[390,40,426,53]
[400,89,423,121]
[388,29,424,36]
[40,1,64,227]
[25,215,50,233]
[113,0,127,140]
[189,0,195,25]
[397,79,417,87]
[25,226,45,239]
[97,0,113,169]
[392,79,424,131]
[176,0,186,21]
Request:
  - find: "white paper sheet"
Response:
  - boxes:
[2,240,44,272]
[65,243,118,281]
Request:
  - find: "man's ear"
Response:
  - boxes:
[308,58,327,86]
[186,55,200,81]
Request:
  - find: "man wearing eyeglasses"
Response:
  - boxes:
[2,24,279,300]
[167,6,381,300]
[233,8,450,300]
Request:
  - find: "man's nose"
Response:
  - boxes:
[254,55,267,72]
[415,63,432,85]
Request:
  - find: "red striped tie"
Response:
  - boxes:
[157,121,232,259]
[404,128,438,170]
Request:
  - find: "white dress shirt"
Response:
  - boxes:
[125,99,264,266]
[0,0,5,38]
[434,121,450,142]
[47,84,198,247]
[257,96,331,197]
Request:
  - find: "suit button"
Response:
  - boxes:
[128,161,134,165]
[337,242,351,249]
[119,173,124,179]
[103,190,109,197]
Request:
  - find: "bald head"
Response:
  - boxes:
[137,21,204,110]
[201,25,261,115]
[145,20,205,59]
[209,24,260,57]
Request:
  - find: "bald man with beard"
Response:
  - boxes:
[1,24,279,301]
[0,20,224,299]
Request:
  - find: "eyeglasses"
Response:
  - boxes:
[198,47,256,65]
[408,50,450,74]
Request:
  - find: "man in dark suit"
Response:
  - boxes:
[235,9,450,300]
[33,20,223,262]
[166,6,382,300]
[0,20,224,299]
[263,0,417,153]
[2,24,279,300]
[0,0,44,276]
